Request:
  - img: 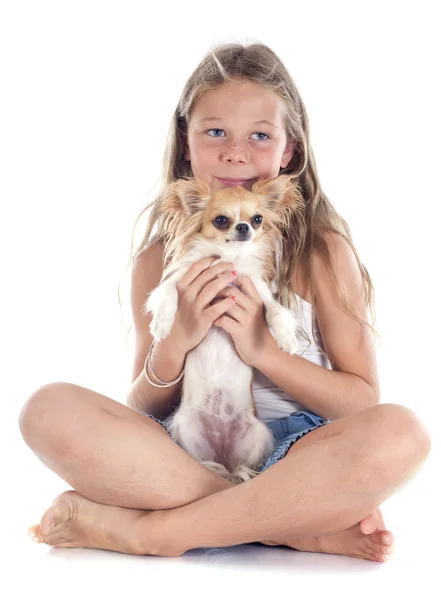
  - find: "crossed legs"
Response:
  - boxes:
[19,382,431,557]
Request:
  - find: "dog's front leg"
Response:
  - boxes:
[253,278,299,355]
[143,268,187,341]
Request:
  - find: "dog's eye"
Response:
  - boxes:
[213,215,229,228]
[252,215,263,225]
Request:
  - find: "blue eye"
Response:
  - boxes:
[208,129,224,137]
[207,129,269,141]
[252,132,269,141]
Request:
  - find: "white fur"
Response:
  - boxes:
[145,238,300,484]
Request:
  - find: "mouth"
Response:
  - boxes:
[217,177,257,188]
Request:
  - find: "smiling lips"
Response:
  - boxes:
[217,177,255,187]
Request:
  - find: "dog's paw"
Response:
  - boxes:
[145,286,178,341]
[149,315,175,341]
[266,307,299,355]
[200,461,231,479]
[227,464,261,484]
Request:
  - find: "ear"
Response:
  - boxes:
[281,140,295,169]
[184,142,190,161]
[251,174,305,235]
[163,178,211,215]
[251,174,303,212]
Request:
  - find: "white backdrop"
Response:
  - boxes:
[2,0,439,596]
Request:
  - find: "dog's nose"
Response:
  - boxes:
[236,223,249,234]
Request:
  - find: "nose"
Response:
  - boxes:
[236,223,250,234]
[223,141,247,164]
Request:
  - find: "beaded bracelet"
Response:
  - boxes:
[143,340,185,388]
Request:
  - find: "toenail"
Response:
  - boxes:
[383,534,391,545]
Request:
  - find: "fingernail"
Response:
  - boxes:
[231,270,237,276]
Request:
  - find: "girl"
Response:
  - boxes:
[20,42,431,562]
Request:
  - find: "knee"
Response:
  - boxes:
[374,403,432,467]
[18,382,71,443]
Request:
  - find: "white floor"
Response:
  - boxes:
[6,431,439,600]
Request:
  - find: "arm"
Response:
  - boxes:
[126,242,187,418]
[126,335,187,418]
[253,233,380,422]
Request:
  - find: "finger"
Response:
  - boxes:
[196,270,238,310]
[235,275,262,304]
[188,262,235,303]
[223,301,243,322]
[178,256,223,289]
[213,314,240,336]
[213,286,249,309]
[206,295,237,322]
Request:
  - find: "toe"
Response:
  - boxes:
[28,524,40,536]
[373,529,394,546]
[28,525,43,544]
[373,537,395,562]
[380,544,394,561]
[40,505,63,536]
[369,541,394,563]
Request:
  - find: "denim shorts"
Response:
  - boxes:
[141,409,331,474]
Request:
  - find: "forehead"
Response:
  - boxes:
[190,80,285,127]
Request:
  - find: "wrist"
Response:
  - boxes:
[161,333,188,360]
[149,336,186,385]
[252,330,278,370]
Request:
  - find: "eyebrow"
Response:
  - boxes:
[197,117,279,129]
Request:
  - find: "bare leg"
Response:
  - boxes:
[21,380,390,560]
[19,382,234,510]
[20,385,430,560]
[21,381,386,559]
[137,402,431,556]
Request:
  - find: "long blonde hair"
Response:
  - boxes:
[120,41,380,356]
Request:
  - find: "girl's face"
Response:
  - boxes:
[184,79,295,194]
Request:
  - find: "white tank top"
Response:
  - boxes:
[253,293,332,423]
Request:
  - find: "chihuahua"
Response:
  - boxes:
[144,174,305,484]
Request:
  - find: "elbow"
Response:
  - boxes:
[126,394,135,411]
[369,383,381,406]
[362,382,380,413]
[343,382,380,420]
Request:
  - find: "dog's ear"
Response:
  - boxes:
[251,174,303,213]
[162,178,211,215]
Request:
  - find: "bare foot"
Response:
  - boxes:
[260,508,394,563]
[28,490,172,556]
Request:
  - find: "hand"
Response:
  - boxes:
[212,275,275,367]
[170,256,239,354]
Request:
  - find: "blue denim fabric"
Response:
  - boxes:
[140,409,331,474]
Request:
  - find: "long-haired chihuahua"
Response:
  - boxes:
[144,174,305,484]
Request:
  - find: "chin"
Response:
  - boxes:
[144,174,305,484]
